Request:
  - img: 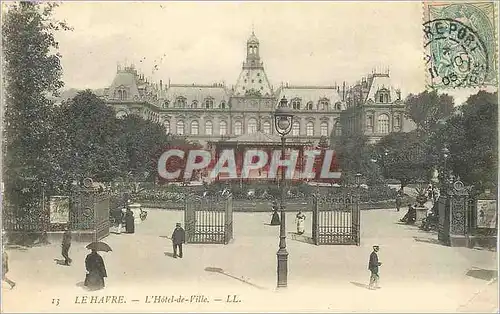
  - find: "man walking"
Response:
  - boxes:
[395,189,403,212]
[2,250,16,289]
[171,223,185,258]
[368,245,382,290]
[61,227,72,266]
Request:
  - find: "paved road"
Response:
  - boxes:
[2,208,497,312]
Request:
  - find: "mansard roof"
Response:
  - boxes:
[164,84,230,104]
[365,74,400,103]
[276,86,343,107]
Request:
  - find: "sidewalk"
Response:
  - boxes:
[2,208,497,312]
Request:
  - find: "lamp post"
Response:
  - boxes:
[274,96,294,289]
[442,146,450,188]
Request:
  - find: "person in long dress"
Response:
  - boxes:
[61,227,72,265]
[270,201,280,225]
[84,249,107,290]
[296,211,306,235]
[124,208,135,234]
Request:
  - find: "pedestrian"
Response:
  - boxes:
[171,223,185,258]
[125,208,135,234]
[84,249,107,290]
[270,200,280,225]
[61,227,72,266]
[2,250,16,289]
[395,189,403,212]
[296,211,306,235]
[117,206,126,234]
[368,245,382,290]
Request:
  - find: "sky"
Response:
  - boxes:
[51,1,495,105]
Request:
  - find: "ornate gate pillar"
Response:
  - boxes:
[438,180,472,247]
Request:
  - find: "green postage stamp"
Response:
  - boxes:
[423,1,498,89]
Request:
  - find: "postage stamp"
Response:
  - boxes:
[423,1,498,89]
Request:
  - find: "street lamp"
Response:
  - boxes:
[442,146,450,187]
[273,96,294,289]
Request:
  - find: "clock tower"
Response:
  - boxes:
[233,31,273,97]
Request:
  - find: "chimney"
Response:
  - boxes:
[160,80,163,90]
[342,81,346,101]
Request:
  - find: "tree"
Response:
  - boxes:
[2,2,70,242]
[429,91,498,192]
[405,90,454,131]
[376,131,431,188]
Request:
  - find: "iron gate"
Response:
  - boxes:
[184,194,233,244]
[311,194,360,245]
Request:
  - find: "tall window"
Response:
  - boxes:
[306,102,313,110]
[306,121,314,136]
[234,121,242,135]
[291,98,301,110]
[247,118,257,134]
[191,100,198,108]
[377,114,390,134]
[319,99,329,110]
[205,98,214,109]
[164,120,170,134]
[117,90,127,100]
[366,115,374,131]
[334,121,342,136]
[220,101,226,109]
[205,121,213,135]
[176,121,184,135]
[190,121,199,135]
[292,121,300,136]
[263,121,271,134]
[220,121,227,135]
[394,115,401,129]
[377,90,390,103]
[320,122,329,137]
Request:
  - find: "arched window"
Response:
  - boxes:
[163,100,169,108]
[291,98,301,110]
[205,121,213,135]
[306,101,313,110]
[220,101,226,109]
[306,121,314,136]
[263,121,271,134]
[205,98,214,109]
[176,121,184,135]
[335,102,342,110]
[191,121,199,135]
[320,122,329,137]
[175,97,186,108]
[234,121,242,135]
[247,118,257,134]
[116,111,127,119]
[191,100,198,109]
[219,121,227,136]
[164,120,170,134]
[292,121,300,136]
[334,120,342,136]
[377,114,390,134]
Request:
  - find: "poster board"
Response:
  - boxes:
[50,196,70,224]
[476,199,497,229]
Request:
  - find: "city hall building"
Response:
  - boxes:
[103,32,415,146]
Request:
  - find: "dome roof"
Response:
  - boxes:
[247,31,259,44]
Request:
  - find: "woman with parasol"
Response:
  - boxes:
[84,242,111,290]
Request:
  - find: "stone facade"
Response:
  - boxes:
[103,32,414,146]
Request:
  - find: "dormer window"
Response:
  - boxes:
[205,98,214,109]
[191,100,198,109]
[116,89,127,100]
[163,100,170,108]
[220,101,226,109]
[291,98,301,110]
[376,89,391,103]
[306,101,313,110]
[319,99,329,110]
[334,102,342,110]
[175,97,186,108]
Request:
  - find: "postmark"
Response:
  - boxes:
[423,1,498,88]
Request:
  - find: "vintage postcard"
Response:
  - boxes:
[1,1,498,313]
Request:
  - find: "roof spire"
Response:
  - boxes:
[251,21,255,35]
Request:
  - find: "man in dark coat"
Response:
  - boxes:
[84,249,107,290]
[125,208,135,234]
[395,189,403,212]
[368,245,382,290]
[171,223,185,258]
[61,227,72,266]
